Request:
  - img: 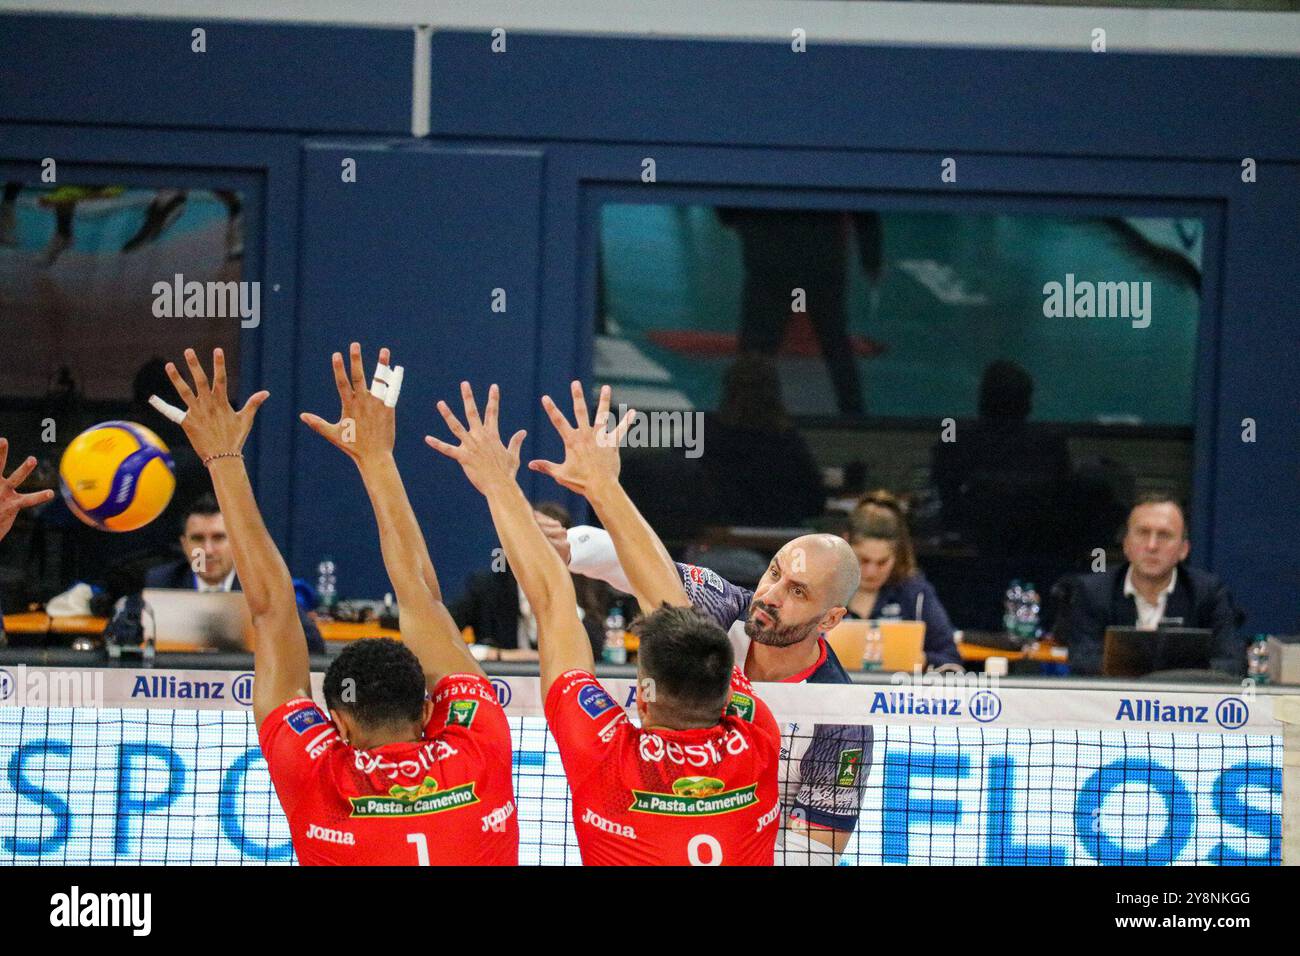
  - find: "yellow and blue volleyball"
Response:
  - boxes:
[58,421,176,532]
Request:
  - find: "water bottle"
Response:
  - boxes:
[1247,635,1270,684]
[861,621,883,672]
[1016,583,1042,643]
[316,557,337,612]
[603,603,627,665]
[1003,580,1023,635]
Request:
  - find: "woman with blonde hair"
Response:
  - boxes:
[845,490,962,668]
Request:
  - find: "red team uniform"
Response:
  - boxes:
[545,666,781,865]
[259,672,518,865]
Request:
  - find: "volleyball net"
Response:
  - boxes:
[0,665,1288,865]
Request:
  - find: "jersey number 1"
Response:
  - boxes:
[407,832,430,866]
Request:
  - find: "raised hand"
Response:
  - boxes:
[0,438,55,543]
[300,343,396,465]
[424,382,526,496]
[164,348,269,462]
[527,381,634,497]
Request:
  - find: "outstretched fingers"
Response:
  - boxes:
[540,394,575,438]
[18,489,55,509]
[484,384,500,432]
[594,384,613,431]
[570,380,591,429]
[506,429,526,460]
[4,454,39,490]
[184,348,210,393]
[348,342,367,394]
[331,351,352,403]
[424,434,463,462]
[613,406,637,445]
[164,361,197,406]
[437,400,468,441]
[460,381,482,429]
[212,348,229,398]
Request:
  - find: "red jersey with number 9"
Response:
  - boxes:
[258,672,518,865]
[545,667,781,865]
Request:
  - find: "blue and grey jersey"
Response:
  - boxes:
[567,526,872,855]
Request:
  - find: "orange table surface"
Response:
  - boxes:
[2,612,399,643]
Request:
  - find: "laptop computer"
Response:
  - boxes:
[141,588,249,652]
[1102,625,1215,677]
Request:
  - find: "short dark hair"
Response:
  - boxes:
[323,638,426,729]
[534,501,572,528]
[635,606,734,726]
[1130,493,1189,538]
[180,493,221,534]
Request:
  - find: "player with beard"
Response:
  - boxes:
[542,517,868,865]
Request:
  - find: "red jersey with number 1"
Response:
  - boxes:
[258,672,517,865]
[545,667,781,865]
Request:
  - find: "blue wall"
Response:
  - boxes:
[2,15,1297,631]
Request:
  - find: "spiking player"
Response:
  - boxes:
[540,485,868,865]
[427,381,780,865]
[163,345,516,865]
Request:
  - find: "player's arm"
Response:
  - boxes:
[426,382,590,699]
[528,382,687,615]
[300,343,481,687]
[547,521,753,630]
[163,349,306,726]
[0,438,55,545]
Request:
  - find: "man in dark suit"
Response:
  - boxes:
[1062,494,1242,676]
[122,494,324,653]
[451,504,607,656]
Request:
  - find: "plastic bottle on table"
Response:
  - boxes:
[603,603,627,665]
[1003,580,1023,636]
[861,621,883,671]
[316,557,337,612]
[1016,583,1042,643]
[1247,635,1270,685]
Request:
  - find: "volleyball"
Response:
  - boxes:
[58,421,176,532]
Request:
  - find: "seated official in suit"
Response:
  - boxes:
[843,491,963,669]
[1062,494,1243,677]
[127,494,324,653]
[451,503,608,657]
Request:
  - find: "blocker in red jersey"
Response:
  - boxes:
[547,663,780,865]
[428,378,781,865]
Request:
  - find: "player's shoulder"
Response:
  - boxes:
[678,563,731,595]
[809,641,855,684]
[546,669,624,718]
[259,696,331,737]
[431,672,501,707]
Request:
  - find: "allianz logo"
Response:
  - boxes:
[869,690,1002,723]
[129,673,254,706]
[1115,696,1249,730]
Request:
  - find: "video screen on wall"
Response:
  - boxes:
[0,182,247,604]
[596,204,1203,425]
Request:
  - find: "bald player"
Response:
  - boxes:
[545,516,869,864]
